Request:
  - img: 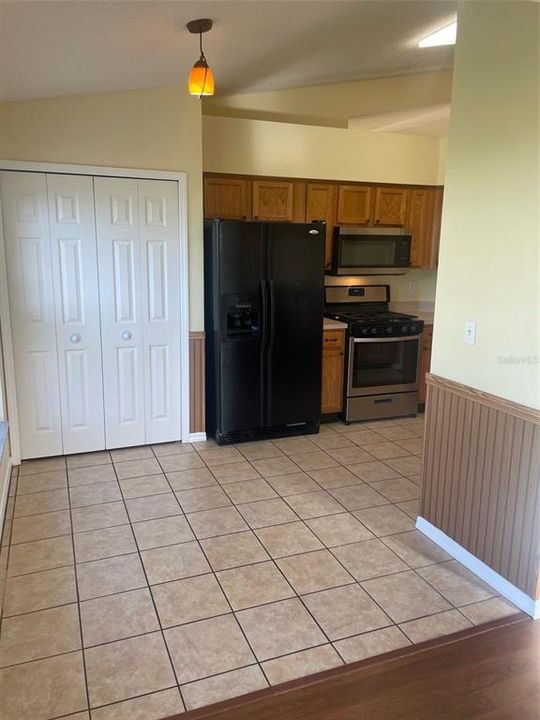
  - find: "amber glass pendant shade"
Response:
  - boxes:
[188,58,215,96]
[186,19,215,98]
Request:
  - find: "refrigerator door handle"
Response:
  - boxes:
[268,278,276,351]
[260,279,269,348]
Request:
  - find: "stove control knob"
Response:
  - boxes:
[401,325,409,333]
[361,328,369,336]
[370,328,377,336]
[410,324,417,334]
[386,326,393,335]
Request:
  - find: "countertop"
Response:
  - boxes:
[390,302,435,325]
[323,318,348,330]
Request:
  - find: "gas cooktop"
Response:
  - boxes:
[325,308,424,338]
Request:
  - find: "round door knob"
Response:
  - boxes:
[70,333,81,344]
[121,331,132,341]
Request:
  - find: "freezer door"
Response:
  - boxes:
[216,221,266,434]
[266,223,325,426]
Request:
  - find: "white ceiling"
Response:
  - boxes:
[0,0,456,102]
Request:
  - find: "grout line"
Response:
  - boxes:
[65,456,92,716]
[107,451,188,711]
[156,459,275,692]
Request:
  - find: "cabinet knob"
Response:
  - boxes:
[121,331,132,341]
[70,333,81,344]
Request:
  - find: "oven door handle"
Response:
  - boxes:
[352,335,422,343]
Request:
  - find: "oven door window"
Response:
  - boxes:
[351,339,419,388]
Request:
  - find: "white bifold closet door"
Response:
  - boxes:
[1,172,63,458]
[1,171,182,458]
[94,177,181,448]
[47,174,105,454]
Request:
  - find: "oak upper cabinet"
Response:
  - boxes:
[407,187,443,269]
[306,183,336,269]
[252,179,294,221]
[418,324,433,405]
[204,175,251,220]
[336,184,373,224]
[321,329,345,414]
[373,186,409,226]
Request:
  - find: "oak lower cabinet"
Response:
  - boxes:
[306,183,337,269]
[203,176,251,220]
[374,186,409,225]
[321,328,345,414]
[418,324,433,405]
[252,179,294,221]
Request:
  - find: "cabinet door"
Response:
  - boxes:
[204,176,250,220]
[252,180,294,221]
[321,331,345,414]
[138,179,181,444]
[336,185,372,224]
[1,171,63,458]
[374,187,409,226]
[306,183,336,269]
[94,177,146,448]
[47,174,105,454]
[407,188,443,269]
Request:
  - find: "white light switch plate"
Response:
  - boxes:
[465,320,477,345]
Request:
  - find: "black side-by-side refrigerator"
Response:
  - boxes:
[204,219,325,444]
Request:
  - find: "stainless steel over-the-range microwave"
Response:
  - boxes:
[330,226,411,275]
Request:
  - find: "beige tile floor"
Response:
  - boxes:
[0,415,521,719]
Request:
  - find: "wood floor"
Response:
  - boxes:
[173,617,539,720]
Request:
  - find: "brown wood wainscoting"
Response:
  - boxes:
[189,332,205,435]
[420,373,540,601]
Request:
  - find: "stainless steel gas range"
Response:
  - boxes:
[325,285,424,422]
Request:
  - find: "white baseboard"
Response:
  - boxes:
[188,432,207,443]
[416,516,539,619]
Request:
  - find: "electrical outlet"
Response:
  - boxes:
[408,281,417,295]
[465,320,477,345]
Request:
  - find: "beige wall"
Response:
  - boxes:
[431,1,539,408]
[203,115,442,186]
[0,86,205,329]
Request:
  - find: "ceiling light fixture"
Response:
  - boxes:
[186,18,215,97]
[418,20,457,48]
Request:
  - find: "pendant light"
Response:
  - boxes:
[186,18,215,97]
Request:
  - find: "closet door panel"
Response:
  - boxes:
[0,171,62,458]
[94,177,145,448]
[139,180,181,443]
[47,174,105,454]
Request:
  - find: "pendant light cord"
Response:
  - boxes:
[199,31,207,99]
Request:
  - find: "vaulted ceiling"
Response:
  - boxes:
[0,0,456,102]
